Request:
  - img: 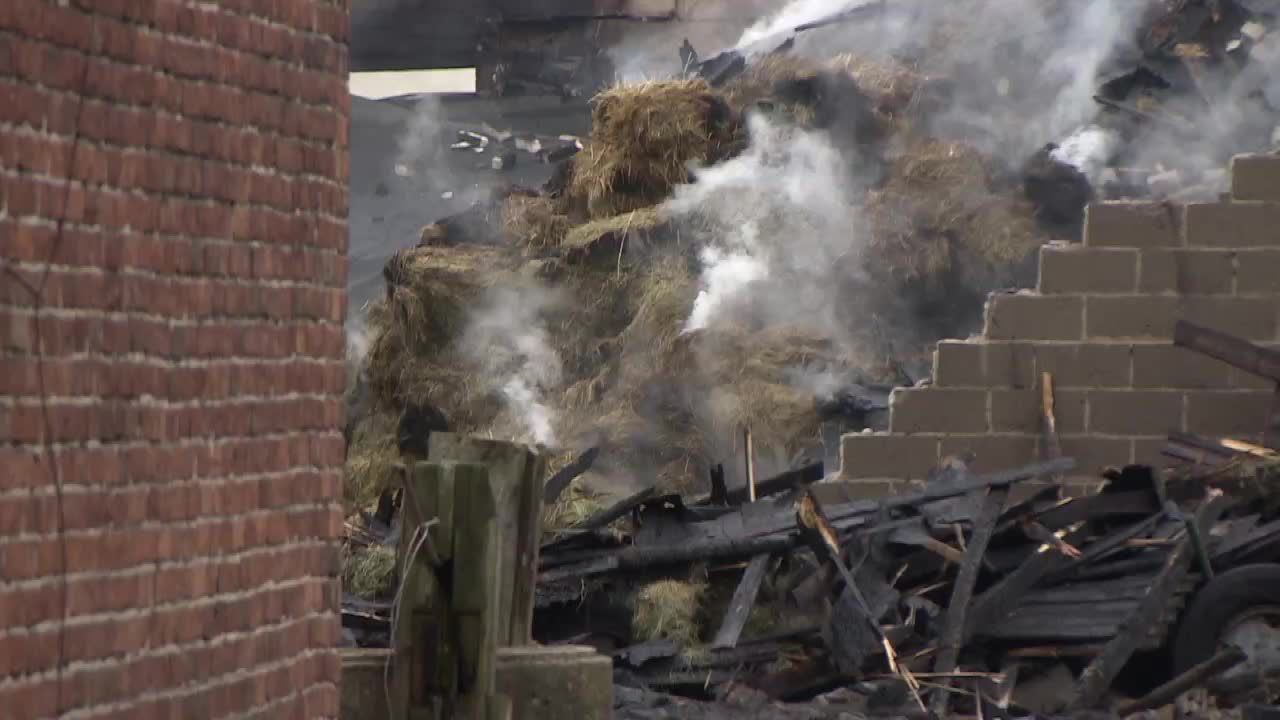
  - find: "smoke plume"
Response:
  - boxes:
[462,285,565,447]
[669,115,866,340]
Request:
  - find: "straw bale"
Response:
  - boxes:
[567,79,742,220]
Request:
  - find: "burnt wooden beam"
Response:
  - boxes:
[710,553,772,650]
[964,523,1090,641]
[540,533,798,582]
[542,446,599,504]
[930,485,1007,716]
[1175,320,1280,382]
[576,485,655,531]
[1067,493,1232,710]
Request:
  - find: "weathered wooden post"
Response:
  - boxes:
[390,460,510,720]
[428,434,547,646]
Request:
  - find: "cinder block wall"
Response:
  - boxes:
[843,154,1280,493]
[0,2,350,717]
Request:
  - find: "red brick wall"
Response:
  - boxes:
[0,1,350,717]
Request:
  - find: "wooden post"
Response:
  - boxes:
[429,434,547,646]
[393,463,458,720]
[452,462,505,718]
[743,427,756,503]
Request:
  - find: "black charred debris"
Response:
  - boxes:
[523,321,1280,719]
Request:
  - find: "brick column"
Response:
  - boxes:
[0,1,350,717]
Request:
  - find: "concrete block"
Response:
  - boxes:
[1131,344,1233,389]
[1057,436,1132,475]
[1132,438,1177,469]
[495,645,612,720]
[1032,342,1132,388]
[1231,154,1280,202]
[984,342,1038,388]
[1185,390,1273,438]
[1088,390,1183,436]
[1138,249,1235,295]
[1085,296,1178,339]
[1180,297,1279,341]
[1038,246,1138,294]
[1235,249,1280,294]
[985,293,1084,341]
[1084,202,1182,248]
[840,433,939,480]
[933,340,983,387]
[990,389,1086,434]
[931,340,1039,386]
[889,388,988,434]
[1185,202,1280,247]
[938,434,1039,474]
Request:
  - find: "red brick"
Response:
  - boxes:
[0,4,346,716]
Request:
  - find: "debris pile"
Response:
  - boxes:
[341,0,1280,714]
[536,443,1280,716]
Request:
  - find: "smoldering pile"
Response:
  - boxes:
[343,0,1279,603]
[1024,0,1280,215]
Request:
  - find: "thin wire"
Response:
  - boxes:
[385,518,439,718]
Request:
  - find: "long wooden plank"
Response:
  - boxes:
[930,485,1008,716]
[710,553,772,650]
[1067,494,1231,710]
[1174,320,1280,382]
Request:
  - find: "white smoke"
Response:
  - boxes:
[463,285,564,447]
[1051,124,1122,183]
[736,0,861,50]
[668,114,866,339]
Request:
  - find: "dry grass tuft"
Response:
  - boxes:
[865,140,1040,285]
[343,544,397,600]
[632,577,709,645]
[344,412,400,510]
[502,194,571,250]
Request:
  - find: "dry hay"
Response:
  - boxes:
[567,79,742,220]
[501,194,570,251]
[865,140,1041,286]
[344,411,400,510]
[343,544,397,600]
[632,577,709,645]
[722,54,822,125]
[542,478,609,536]
[561,207,667,266]
[828,53,942,123]
[364,244,517,427]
